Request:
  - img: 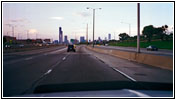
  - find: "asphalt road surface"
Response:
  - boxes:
[3,45,173,97]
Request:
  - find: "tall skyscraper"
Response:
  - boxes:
[108,33,111,41]
[64,35,68,44]
[59,27,63,44]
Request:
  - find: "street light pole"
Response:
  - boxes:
[93,9,95,47]
[87,7,101,48]
[121,22,131,36]
[36,33,37,39]
[12,26,14,37]
[27,30,29,39]
[114,32,115,40]
[137,3,140,53]
[129,24,131,36]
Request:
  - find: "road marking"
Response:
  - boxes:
[44,69,52,75]
[62,57,66,60]
[127,89,150,97]
[44,53,48,56]
[24,57,33,60]
[112,67,137,82]
[48,48,67,54]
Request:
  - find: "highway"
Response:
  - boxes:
[3,45,173,97]
[96,45,173,57]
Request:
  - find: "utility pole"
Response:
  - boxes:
[7,32,9,36]
[114,32,115,40]
[18,33,20,39]
[27,30,29,39]
[137,3,140,53]
[86,23,88,43]
[129,24,131,36]
[12,26,14,37]
[36,33,37,39]
[6,24,16,37]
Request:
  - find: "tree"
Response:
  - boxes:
[119,33,130,41]
[156,25,169,41]
[142,25,155,42]
[3,36,7,43]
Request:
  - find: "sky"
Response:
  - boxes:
[3,2,174,41]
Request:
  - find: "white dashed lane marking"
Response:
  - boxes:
[24,57,33,60]
[44,69,52,75]
[62,57,66,60]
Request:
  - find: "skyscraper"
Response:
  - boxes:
[59,27,63,44]
[64,35,68,44]
[108,33,111,41]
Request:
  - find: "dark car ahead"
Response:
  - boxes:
[67,44,76,52]
[146,45,158,51]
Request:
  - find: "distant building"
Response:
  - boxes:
[59,27,63,44]
[53,40,59,44]
[36,39,43,43]
[43,39,51,44]
[80,36,85,43]
[64,35,68,44]
[70,39,79,44]
[98,37,102,42]
[3,36,16,44]
[108,33,111,41]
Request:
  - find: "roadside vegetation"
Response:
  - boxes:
[109,40,173,50]
[108,25,173,50]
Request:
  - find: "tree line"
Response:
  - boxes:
[118,25,173,42]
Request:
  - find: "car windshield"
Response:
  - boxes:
[2,2,174,98]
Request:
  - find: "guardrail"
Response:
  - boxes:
[87,46,173,70]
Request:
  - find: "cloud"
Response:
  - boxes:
[73,12,90,18]
[29,29,37,34]
[50,17,64,20]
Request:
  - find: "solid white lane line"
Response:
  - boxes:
[24,57,33,60]
[112,67,137,82]
[127,89,150,97]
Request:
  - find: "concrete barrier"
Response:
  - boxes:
[87,46,173,70]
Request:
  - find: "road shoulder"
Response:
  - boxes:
[83,46,173,83]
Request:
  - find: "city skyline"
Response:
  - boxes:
[3,2,173,41]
